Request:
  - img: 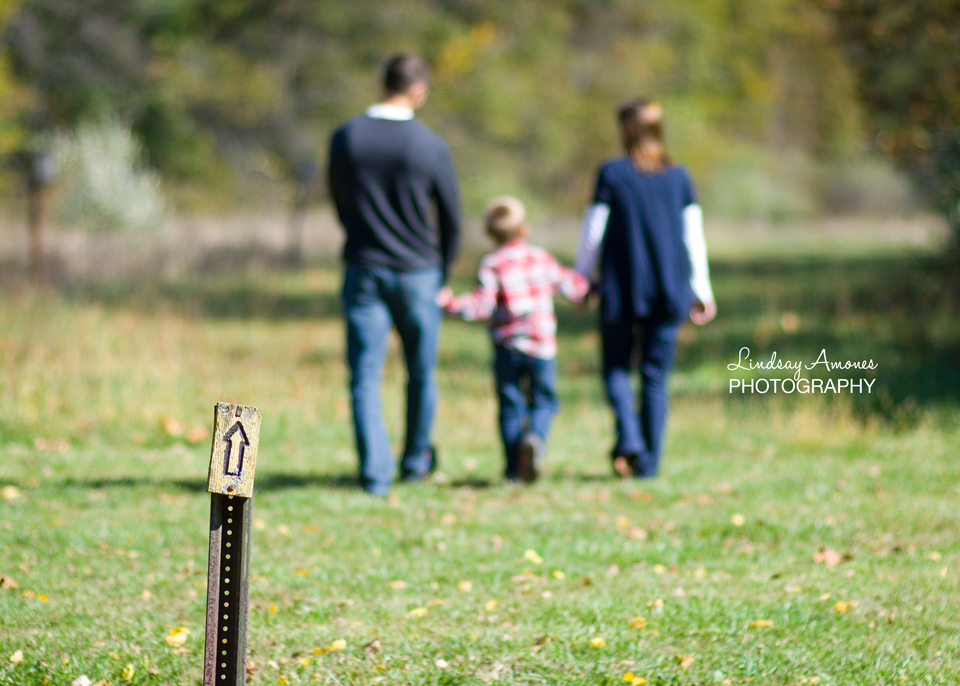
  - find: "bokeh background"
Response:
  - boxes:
[0,0,956,279]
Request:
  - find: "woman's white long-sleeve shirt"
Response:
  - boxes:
[574,202,714,305]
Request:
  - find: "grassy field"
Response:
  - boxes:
[2,235,960,685]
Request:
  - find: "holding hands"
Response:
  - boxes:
[436,286,453,308]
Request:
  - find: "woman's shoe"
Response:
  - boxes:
[611,452,637,478]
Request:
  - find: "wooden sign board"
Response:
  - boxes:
[207,403,261,498]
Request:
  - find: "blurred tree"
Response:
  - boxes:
[0,0,31,165]
[825,0,960,236]
[1,0,868,219]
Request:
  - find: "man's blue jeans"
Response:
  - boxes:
[493,345,559,477]
[601,315,681,477]
[342,266,441,494]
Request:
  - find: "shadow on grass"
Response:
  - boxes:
[55,473,361,494]
[43,251,960,421]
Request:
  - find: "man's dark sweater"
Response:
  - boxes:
[328,112,461,279]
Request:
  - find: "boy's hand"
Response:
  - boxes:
[690,299,716,325]
[436,287,453,308]
[574,283,598,314]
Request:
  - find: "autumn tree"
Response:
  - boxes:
[825,0,960,236]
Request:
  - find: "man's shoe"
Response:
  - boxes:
[516,433,542,484]
[400,445,437,483]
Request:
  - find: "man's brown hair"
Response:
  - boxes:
[383,54,430,96]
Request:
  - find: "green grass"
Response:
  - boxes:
[2,247,960,685]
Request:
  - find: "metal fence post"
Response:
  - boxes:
[202,403,262,686]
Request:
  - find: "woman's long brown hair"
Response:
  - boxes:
[618,99,671,173]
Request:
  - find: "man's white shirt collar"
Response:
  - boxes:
[365,104,414,121]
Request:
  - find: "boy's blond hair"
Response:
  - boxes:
[483,196,527,243]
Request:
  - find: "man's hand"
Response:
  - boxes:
[436,286,453,308]
[690,299,716,325]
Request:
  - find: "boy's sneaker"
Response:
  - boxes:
[516,433,542,484]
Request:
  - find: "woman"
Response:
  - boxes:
[575,99,716,478]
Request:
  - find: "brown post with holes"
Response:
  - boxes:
[203,403,261,686]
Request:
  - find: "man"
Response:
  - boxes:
[327,53,462,495]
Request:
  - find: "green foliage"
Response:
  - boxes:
[1,0,879,217]
[826,0,960,233]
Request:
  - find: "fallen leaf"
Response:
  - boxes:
[623,672,635,682]
[834,601,850,613]
[813,548,844,566]
[524,549,543,565]
[941,567,948,578]
[295,568,308,576]
[388,580,407,590]
[551,570,565,579]
[647,598,664,609]
[0,575,17,589]
[629,616,646,630]
[694,567,707,579]
[590,637,605,648]
[531,635,552,652]
[164,628,190,647]
[677,655,695,670]
[785,584,801,593]
[628,528,648,540]
[71,677,92,686]
[632,679,648,685]
[652,565,665,574]
[818,593,831,601]
[749,619,774,629]
[37,593,48,602]
[363,639,382,656]
[457,581,472,592]
[608,564,621,576]
[160,418,183,437]
[730,514,745,527]
[185,426,207,444]
[269,604,277,613]
[435,658,449,669]
[9,650,23,664]
[484,599,498,612]
[927,552,942,561]
[672,587,686,598]
[121,663,135,681]
[298,657,311,667]
[313,639,347,654]
[407,607,427,618]
[1,486,20,501]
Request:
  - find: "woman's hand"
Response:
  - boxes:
[436,287,453,308]
[690,299,716,325]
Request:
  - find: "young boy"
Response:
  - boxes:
[437,196,589,483]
